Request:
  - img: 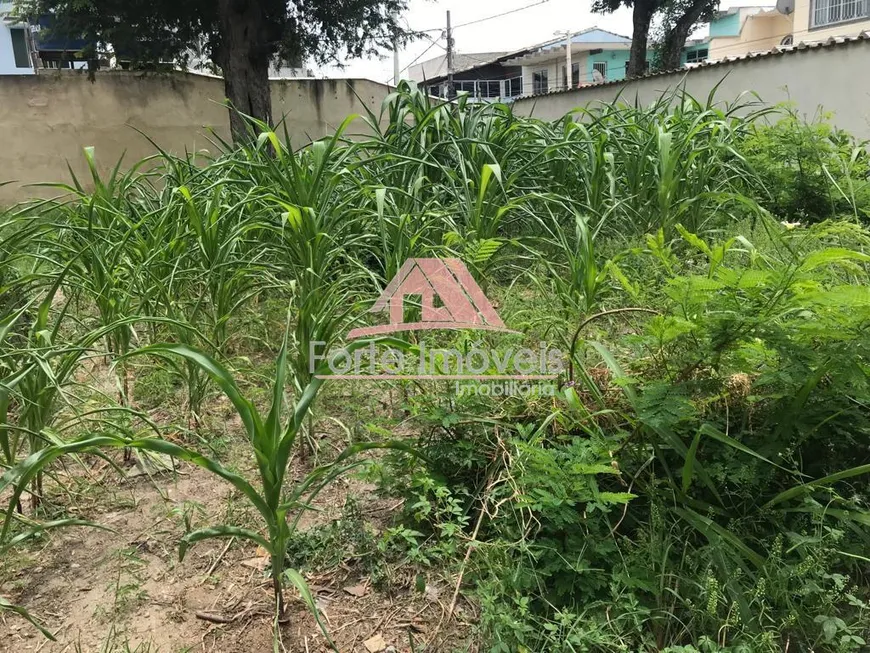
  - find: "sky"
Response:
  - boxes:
[315,0,772,83]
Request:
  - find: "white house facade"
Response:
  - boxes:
[0,3,35,74]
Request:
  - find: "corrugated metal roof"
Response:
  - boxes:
[517,31,870,99]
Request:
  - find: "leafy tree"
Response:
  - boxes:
[593,0,719,75]
[656,0,718,70]
[592,0,661,77]
[22,0,413,140]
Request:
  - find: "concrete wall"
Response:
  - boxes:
[513,38,870,139]
[0,70,392,203]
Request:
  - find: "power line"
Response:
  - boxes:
[454,0,552,29]
[396,1,554,84]
[414,0,552,33]
[393,0,556,84]
[391,37,442,81]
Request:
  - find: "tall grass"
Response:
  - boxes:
[1,82,867,649]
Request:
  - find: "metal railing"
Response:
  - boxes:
[428,75,524,101]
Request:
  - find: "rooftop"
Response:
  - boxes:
[503,28,633,66]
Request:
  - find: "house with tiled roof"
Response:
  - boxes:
[412,27,711,101]
[706,1,870,60]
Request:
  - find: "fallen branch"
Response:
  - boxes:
[201,536,235,583]
[195,611,236,624]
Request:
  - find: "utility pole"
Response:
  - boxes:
[554,30,573,90]
[392,10,400,85]
[445,10,454,98]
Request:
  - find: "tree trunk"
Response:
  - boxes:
[216,0,273,142]
[660,0,711,70]
[628,0,656,78]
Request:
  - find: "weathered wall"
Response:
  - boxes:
[0,70,391,203]
[512,38,870,139]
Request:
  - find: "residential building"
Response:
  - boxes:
[412,30,651,101]
[707,0,870,59]
[413,28,721,101]
[503,28,636,94]
[31,15,89,69]
[1,4,90,73]
[507,29,716,92]
[408,52,510,83]
[413,50,525,102]
[796,0,870,40]
[709,6,796,58]
[1,2,34,74]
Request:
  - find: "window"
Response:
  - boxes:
[532,69,549,95]
[592,61,607,80]
[812,0,868,27]
[480,80,501,98]
[561,62,580,89]
[10,28,30,69]
[506,76,522,97]
[685,48,709,63]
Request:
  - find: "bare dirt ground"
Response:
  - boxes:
[0,444,473,653]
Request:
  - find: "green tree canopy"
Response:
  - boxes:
[592,0,719,76]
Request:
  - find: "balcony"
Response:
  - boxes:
[428,76,524,102]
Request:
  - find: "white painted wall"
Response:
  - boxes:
[521,61,561,95]
[0,3,35,75]
[513,39,870,139]
[522,52,591,94]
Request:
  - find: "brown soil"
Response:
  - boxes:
[0,448,474,653]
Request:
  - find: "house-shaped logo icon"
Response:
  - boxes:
[347,258,513,339]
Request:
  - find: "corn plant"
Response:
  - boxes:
[237,122,376,401]
[173,182,269,353]
[38,148,156,406]
[1,335,416,641]
[8,316,150,509]
[146,337,415,620]
[149,180,270,427]
[0,304,34,488]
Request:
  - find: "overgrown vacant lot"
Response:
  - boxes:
[1,84,869,652]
